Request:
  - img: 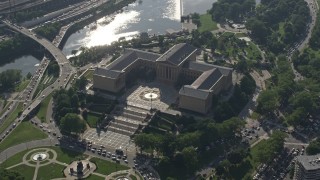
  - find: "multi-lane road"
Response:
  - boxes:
[0,20,75,143]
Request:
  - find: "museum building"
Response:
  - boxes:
[93,43,233,114]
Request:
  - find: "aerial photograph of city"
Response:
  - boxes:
[0,0,319,179]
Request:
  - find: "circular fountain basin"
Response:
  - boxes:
[32,153,47,161]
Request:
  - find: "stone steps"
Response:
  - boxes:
[114,116,140,127]
[109,122,137,133]
[122,112,145,122]
[106,126,133,136]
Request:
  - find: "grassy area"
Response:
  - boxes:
[278,22,285,38]
[198,13,218,32]
[51,147,88,164]
[90,157,129,175]
[84,69,94,80]
[86,112,100,128]
[36,93,52,122]
[130,174,139,180]
[86,174,106,180]
[113,173,128,178]
[0,102,23,134]
[37,163,65,180]
[0,101,12,118]
[0,121,48,152]
[0,148,30,168]
[32,74,56,99]
[15,79,30,92]
[235,33,247,37]
[245,42,262,61]
[10,164,35,180]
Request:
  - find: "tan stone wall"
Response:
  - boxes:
[93,75,123,93]
[179,94,208,114]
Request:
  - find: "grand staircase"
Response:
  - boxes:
[106,104,151,136]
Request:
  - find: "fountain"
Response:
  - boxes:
[32,153,47,161]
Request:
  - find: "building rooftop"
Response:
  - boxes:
[187,61,233,75]
[107,49,160,71]
[297,154,320,171]
[156,43,197,66]
[179,85,210,100]
[191,69,224,90]
[94,67,123,79]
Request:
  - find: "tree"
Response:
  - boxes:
[26,72,32,79]
[203,53,208,62]
[60,113,86,134]
[227,148,247,164]
[254,131,287,163]
[181,146,198,173]
[307,138,320,155]
[71,94,79,109]
[0,69,22,92]
[0,168,24,180]
[75,76,88,90]
[257,89,279,114]
[240,74,256,95]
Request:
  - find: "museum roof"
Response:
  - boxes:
[191,69,224,90]
[179,85,210,100]
[156,43,197,66]
[107,49,160,71]
[187,61,233,75]
[94,67,122,79]
[296,155,320,171]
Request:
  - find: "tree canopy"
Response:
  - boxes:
[0,168,24,180]
[0,69,22,92]
[307,138,320,155]
[60,113,86,134]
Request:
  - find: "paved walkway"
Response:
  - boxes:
[6,147,60,180]
[0,138,56,164]
[105,169,140,180]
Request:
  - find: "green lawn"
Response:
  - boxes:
[0,102,23,134]
[37,163,66,180]
[51,147,88,164]
[130,174,138,180]
[245,42,262,61]
[113,173,128,178]
[84,69,94,80]
[0,101,12,118]
[36,94,52,122]
[86,174,105,180]
[0,148,29,168]
[86,112,100,128]
[278,22,285,38]
[90,157,130,175]
[198,13,218,32]
[0,121,48,152]
[15,79,30,92]
[10,164,35,180]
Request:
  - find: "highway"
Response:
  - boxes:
[0,20,75,143]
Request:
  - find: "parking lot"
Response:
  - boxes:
[83,129,136,153]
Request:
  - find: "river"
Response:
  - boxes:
[62,0,218,57]
[0,55,41,76]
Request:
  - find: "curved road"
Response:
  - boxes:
[288,0,319,81]
[0,20,75,143]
